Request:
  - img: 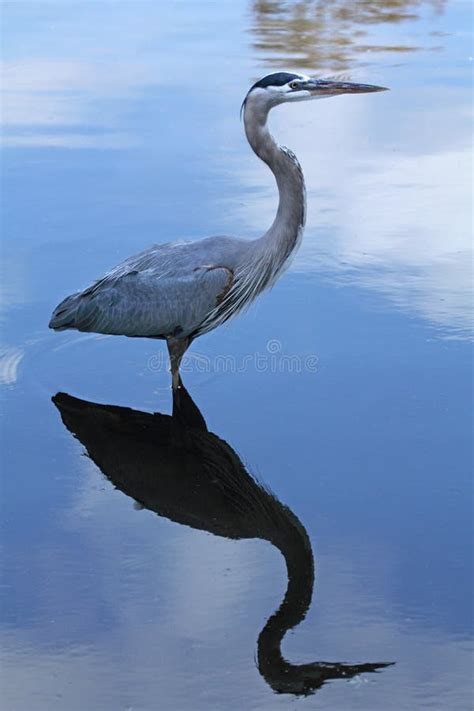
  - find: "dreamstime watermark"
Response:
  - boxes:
[147,339,318,375]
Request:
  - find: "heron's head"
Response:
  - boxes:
[242,71,387,117]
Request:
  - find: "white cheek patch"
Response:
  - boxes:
[285,89,312,101]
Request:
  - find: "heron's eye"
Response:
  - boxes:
[289,81,299,90]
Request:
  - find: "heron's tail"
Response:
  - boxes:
[49,293,81,330]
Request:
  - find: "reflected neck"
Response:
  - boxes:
[257,518,314,677]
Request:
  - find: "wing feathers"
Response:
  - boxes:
[50,266,234,339]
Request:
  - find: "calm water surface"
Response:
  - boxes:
[1,1,473,709]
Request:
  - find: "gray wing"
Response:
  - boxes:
[49,238,242,338]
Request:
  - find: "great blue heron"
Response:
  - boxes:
[49,72,387,389]
[53,383,392,695]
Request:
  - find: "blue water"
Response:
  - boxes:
[1,1,473,709]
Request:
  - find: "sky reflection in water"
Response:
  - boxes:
[0,1,472,710]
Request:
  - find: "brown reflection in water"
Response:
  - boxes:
[249,0,446,71]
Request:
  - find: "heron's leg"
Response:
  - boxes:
[166,336,190,391]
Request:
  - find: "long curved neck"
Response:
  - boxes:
[244,103,306,274]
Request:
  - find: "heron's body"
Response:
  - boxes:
[49,72,386,387]
[50,236,253,339]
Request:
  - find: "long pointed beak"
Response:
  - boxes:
[305,79,388,95]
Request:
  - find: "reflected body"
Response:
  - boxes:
[53,384,392,695]
[49,72,386,390]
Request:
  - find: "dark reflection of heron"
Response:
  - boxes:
[53,384,392,696]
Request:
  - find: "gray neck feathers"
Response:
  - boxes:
[196,100,307,334]
[243,101,306,280]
